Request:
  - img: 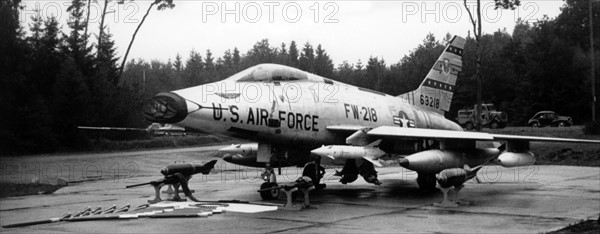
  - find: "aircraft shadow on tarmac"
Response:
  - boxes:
[305,179,439,201]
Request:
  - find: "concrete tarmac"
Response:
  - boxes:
[1,146,599,233]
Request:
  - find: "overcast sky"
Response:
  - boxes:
[21,0,564,65]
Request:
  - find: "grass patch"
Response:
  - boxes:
[0,183,66,198]
[487,126,600,167]
[583,121,600,135]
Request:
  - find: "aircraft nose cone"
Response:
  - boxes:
[143,92,188,123]
[398,158,410,168]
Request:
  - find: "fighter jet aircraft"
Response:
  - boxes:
[143,36,600,200]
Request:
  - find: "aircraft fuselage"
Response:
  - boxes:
[164,65,462,151]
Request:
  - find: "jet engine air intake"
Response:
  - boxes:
[144,92,188,123]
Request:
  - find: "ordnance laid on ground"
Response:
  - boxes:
[2,201,230,228]
[126,160,217,203]
[3,204,136,228]
[2,212,72,228]
[100,204,117,214]
[257,176,316,210]
[257,176,314,192]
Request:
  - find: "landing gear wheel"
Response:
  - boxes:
[259,182,280,200]
[417,173,437,192]
[302,163,317,182]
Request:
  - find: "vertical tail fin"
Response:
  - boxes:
[399,36,466,115]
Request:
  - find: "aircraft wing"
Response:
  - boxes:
[78,124,190,135]
[367,126,493,141]
[366,126,600,144]
[78,126,148,131]
[326,125,372,132]
[489,134,600,144]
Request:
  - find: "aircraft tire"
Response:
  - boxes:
[259,182,280,200]
[465,122,474,130]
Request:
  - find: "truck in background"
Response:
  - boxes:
[456,103,508,130]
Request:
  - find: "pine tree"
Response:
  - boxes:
[314,44,334,78]
[185,50,204,86]
[334,61,354,83]
[0,0,26,76]
[288,41,299,68]
[352,59,365,87]
[223,49,233,68]
[36,17,62,98]
[27,13,58,97]
[278,42,288,65]
[52,57,92,148]
[221,49,236,78]
[204,49,216,82]
[366,56,386,90]
[96,27,120,85]
[299,42,315,73]
[64,0,93,74]
[28,10,43,49]
[205,49,214,70]
[232,47,241,70]
[245,39,275,66]
[174,53,183,72]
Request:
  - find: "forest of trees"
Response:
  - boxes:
[1,0,598,154]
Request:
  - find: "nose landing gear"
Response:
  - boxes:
[259,165,280,200]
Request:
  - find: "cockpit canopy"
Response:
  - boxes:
[225,63,313,82]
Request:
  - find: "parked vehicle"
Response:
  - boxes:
[147,123,187,136]
[456,103,508,130]
[527,111,572,127]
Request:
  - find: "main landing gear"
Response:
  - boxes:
[256,144,326,200]
[417,172,437,192]
[335,159,381,185]
[258,160,326,200]
[302,159,326,190]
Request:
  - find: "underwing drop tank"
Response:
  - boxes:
[398,149,499,173]
[496,152,536,168]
